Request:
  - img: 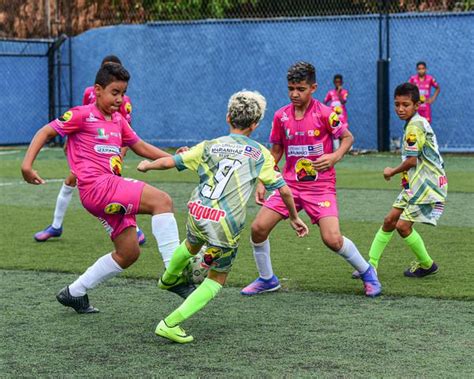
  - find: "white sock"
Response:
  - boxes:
[69,253,123,297]
[252,239,274,280]
[337,236,370,274]
[52,183,75,229]
[152,213,180,268]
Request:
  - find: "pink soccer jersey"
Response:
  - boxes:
[82,86,133,124]
[323,88,348,123]
[409,74,439,122]
[50,104,140,192]
[270,98,347,191]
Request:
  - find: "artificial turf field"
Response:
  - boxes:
[1,147,473,377]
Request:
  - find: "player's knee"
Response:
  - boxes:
[323,233,343,252]
[396,221,412,238]
[152,190,173,214]
[383,215,397,231]
[115,247,140,268]
[251,220,269,242]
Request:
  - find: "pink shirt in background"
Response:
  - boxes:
[50,104,140,193]
[82,86,133,125]
[408,74,439,122]
[270,99,347,191]
[323,88,348,123]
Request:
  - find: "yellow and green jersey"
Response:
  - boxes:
[401,113,448,204]
[174,134,285,248]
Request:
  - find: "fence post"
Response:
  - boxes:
[377,0,390,152]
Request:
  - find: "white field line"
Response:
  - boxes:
[0,178,64,187]
[0,150,20,155]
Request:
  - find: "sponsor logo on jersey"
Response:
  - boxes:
[110,155,123,176]
[438,175,448,188]
[285,128,294,140]
[187,200,226,222]
[210,143,244,157]
[96,128,109,140]
[329,112,341,128]
[104,202,128,215]
[308,129,321,137]
[94,145,120,155]
[288,144,323,157]
[86,112,99,122]
[280,112,289,122]
[317,201,331,208]
[295,158,318,182]
[125,102,132,114]
[58,111,73,123]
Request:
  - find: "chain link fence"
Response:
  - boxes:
[1,0,473,150]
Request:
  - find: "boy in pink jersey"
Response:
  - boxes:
[408,61,440,123]
[33,55,146,245]
[323,74,349,124]
[324,74,348,150]
[22,63,193,314]
[241,62,381,297]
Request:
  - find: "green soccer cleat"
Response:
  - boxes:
[158,274,196,299]
[155,320,193,344]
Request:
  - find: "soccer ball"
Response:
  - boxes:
[183,247,210,285]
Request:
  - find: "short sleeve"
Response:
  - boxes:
[173,142,205,172]
[258,148,286,191]
[408,76,415,84]
[404,122,426,157]
[431,76,439,89]
[121,116,140,147]
[325,110,347,139]
[82,87,94,105]
[49,108,83,136]
[269,113,284,145]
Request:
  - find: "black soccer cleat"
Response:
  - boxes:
[168,282,197,299]
[158,275,196,299]
[56,287,99,314]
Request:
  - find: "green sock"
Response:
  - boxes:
[368,228,394,268]
[403,229,433,269]
[162,241,193,283]
[165,278,222,327]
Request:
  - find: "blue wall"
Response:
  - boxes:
[389,13,474,150]
[2,13,473,149]
[0,42,49,145]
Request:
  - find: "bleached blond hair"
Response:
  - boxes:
[227,90,267,130]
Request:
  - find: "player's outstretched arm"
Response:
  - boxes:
[137,157,176,173]
[21,125,58,185]
[255,144,284,205]
[278,185,309,238]
[130,140,172,160]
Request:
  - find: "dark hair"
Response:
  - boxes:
[287,61,316,84]
[333,74,343,82]
[394,83,420,103]
[101,55,122,66]
[416,61,426,68]
[95,63,130,87]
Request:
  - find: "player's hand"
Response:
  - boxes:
[313,153,338,171]
[137,160,151,173]
[21,167,45,185]
[255,181,266,205]
[289,217,309,238]
[383,167,394,181]
[425,97,433,104]
[176,146,189,154]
